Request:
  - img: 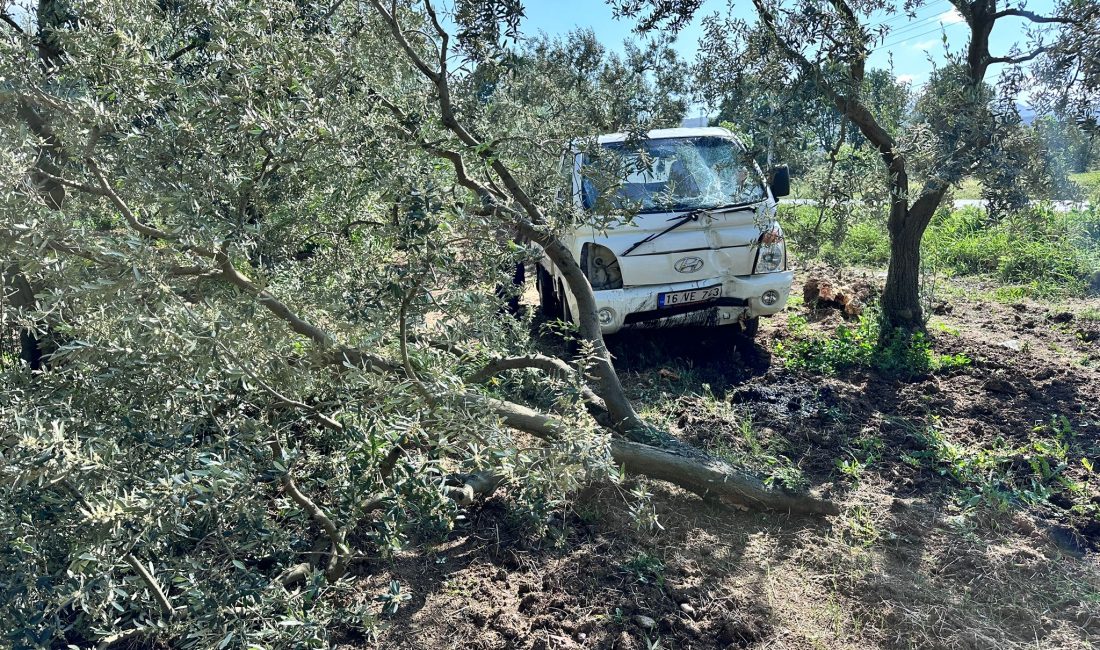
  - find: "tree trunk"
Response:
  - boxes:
[881,210,925,329]
[515,223,646,438]
[2,265,46,370]
[881,185,947,329]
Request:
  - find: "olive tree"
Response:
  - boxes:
[0,1,833,646]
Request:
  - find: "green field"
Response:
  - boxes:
[951,171,1100,201]
[1073,170,1100,195]
[791,171,1099,202]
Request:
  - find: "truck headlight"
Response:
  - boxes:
[754,242,786,274]
[581,243,623,290]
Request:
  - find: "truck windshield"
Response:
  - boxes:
[582,136,766,213]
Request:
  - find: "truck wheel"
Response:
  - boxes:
[741,316,760,338]
[536,265,558,317]
[558,281,574,325]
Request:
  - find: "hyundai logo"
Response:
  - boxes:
[674,256,704,274]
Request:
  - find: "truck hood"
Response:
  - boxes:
[587,203,772,285]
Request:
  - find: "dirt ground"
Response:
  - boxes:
[339,268,1100,650]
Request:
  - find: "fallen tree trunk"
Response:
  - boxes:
[32,151,837,519]
[481,396,839,516]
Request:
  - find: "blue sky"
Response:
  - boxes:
[518,0,1060,109]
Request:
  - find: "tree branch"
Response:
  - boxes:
[33,169,107,196]
[365,21,645,434]
[479,395,839,515]
[122,553,175,618]
[989,46,1050,65]
[465,353,608,413]
[55,480,179,618]
[269,435,352,581]
[993,8,1077,24]
[1,12,25,35]
[165,39,200,62]
[215,341,343,431]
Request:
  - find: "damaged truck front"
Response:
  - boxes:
[536,126,793,337]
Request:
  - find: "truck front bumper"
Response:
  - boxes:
[592,272,793,334]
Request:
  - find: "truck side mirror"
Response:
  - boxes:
[769,165,790,199]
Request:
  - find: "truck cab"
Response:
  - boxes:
[536,126,793,336]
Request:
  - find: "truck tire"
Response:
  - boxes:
[741,316,760,338]
[536,265,558,318]
[558,280,574,325]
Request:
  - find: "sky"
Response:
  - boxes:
[517,0,1061,112]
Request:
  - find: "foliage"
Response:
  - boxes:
[923,205,1100,295]
[492,28,689,137]
[776,311,971,377]
[1033,0,1100,120]
[0,0,693,645]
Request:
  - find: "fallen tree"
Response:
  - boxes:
[0,1,832,646]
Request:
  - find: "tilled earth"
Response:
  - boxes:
[341,269,1100,650]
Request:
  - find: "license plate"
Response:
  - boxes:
[658,284,721,308]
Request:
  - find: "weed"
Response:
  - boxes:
[763,461,808,492]
[835,427,885,485]
[836,457,866,484]
[907,416,1094,512]
[928,320,961,336]
[776,310,971,377]
[376,580,411,615]
[623,552,666,586]
[842,506,881,547]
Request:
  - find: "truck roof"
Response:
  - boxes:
[596,126,733,144]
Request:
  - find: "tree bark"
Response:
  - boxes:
[881,181,949,329]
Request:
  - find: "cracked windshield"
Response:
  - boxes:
[584,136,766,213]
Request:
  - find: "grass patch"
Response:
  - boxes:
[923,205,1100,296]
[1070,170,1100,197]
[952,177,984,200]
[928,319,961,336]
[783,202,1100,298]
[909,416,1097,515]
[692,388,809,492]
[776,311,971,377]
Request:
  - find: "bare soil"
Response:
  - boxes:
[339,268,1100,650]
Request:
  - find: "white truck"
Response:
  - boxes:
[535,126,793,337]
